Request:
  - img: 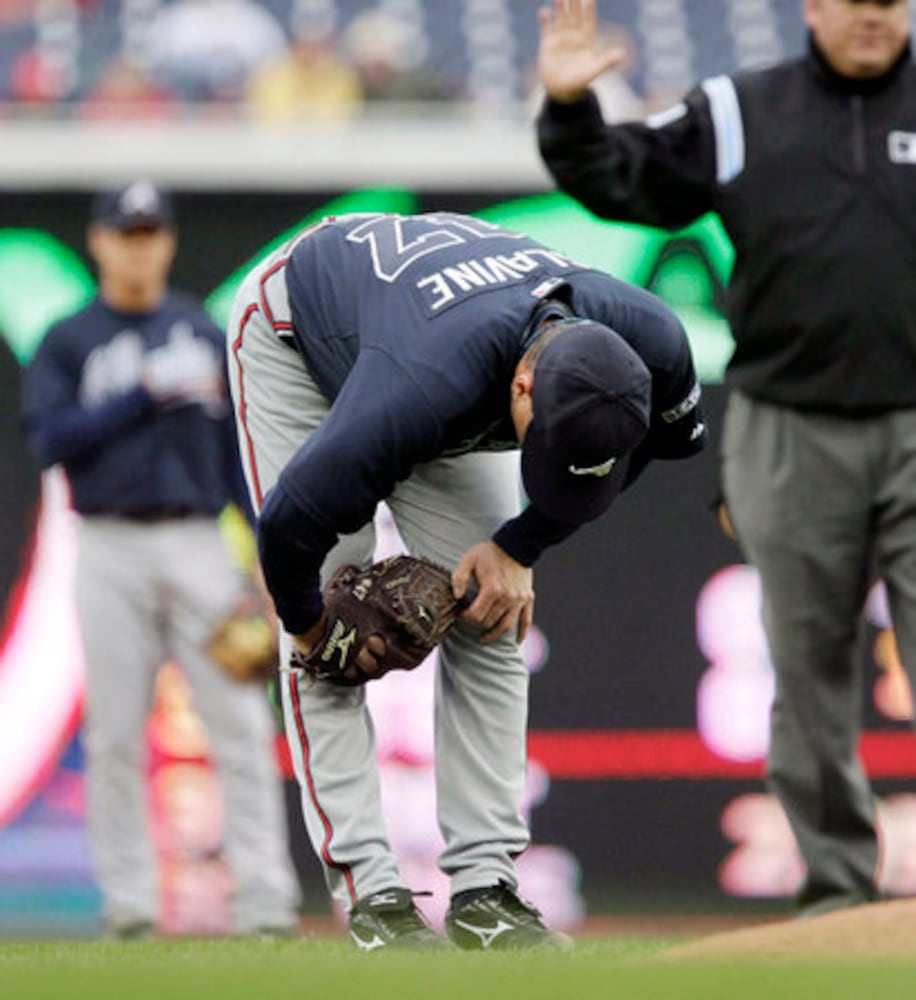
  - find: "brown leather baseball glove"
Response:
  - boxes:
[207,601,279,684]
[292,554,465,686]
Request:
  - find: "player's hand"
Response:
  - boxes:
[538,0,626,103]
[292,615,387,680]
[453,542,534,644]
[142,330,223,408]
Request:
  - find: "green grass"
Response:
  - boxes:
[1,937,914,1000]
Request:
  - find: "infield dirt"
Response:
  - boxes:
[664,896,916,960]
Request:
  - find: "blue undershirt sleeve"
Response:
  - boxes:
[255,350,444,635]
[257,484,337,634]
[492,506,580,566]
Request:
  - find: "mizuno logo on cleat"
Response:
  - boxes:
[351,932,386,951]
[453,918,516,948]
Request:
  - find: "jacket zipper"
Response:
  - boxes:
[851,95,866,173]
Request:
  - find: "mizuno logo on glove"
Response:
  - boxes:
[321,618,358,669]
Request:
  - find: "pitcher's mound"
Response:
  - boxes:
[666,898,916,960]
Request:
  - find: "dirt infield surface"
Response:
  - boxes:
[665,897,916,960]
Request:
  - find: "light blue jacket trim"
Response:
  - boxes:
[701,75,745,184]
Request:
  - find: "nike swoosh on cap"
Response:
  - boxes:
[568,457,617,477]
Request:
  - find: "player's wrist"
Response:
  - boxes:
[292,614,327,656]
[545,83,590,104]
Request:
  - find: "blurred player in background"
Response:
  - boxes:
[22,180,300,939]
[537,0,916,917]
[227,210,706,949]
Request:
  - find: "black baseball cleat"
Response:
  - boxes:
[348,888,453,951]
[445,882,574,951]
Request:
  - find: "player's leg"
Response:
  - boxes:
[163,517,300,935]
[389,453,569,948]
[276,520,412,907]
[275,542,455,950]
[723,392,879,915]
[388,451,530,887]
[226,259,402,913]
[76,519,163,935]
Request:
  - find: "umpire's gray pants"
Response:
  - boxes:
[227,246,531,911]
[722,391,916,912]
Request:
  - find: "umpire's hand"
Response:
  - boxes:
[538,0,626,103]
[453,542,534,644]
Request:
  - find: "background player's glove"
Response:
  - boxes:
[709,485,738,541]
[207,599,279,684]
[292,555,465,686]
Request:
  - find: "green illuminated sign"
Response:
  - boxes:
[0,232,95,364]
[0,190,735,382]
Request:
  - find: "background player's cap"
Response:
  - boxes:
[522,321,651,524]
[91,179,175,231]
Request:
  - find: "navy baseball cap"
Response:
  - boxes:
[521,321,651,524]
[90,180,174,231]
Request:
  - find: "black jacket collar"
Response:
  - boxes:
[807,33,911,95]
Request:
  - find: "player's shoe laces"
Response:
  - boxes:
[445,882,574,951]
[348,888,452,951]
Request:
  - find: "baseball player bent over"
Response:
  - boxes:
[227,211,707,950]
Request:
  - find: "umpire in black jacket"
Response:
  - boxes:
[537,0,916,918]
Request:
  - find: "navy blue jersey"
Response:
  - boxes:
[285,213,702,460]
[23,293,250,519]
[259,213,705,632]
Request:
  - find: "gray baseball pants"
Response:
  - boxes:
[722,390,916,912]
[77,515,300,932]
[227,246,531,911]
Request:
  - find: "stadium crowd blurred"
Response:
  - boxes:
[0,0,809,122]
